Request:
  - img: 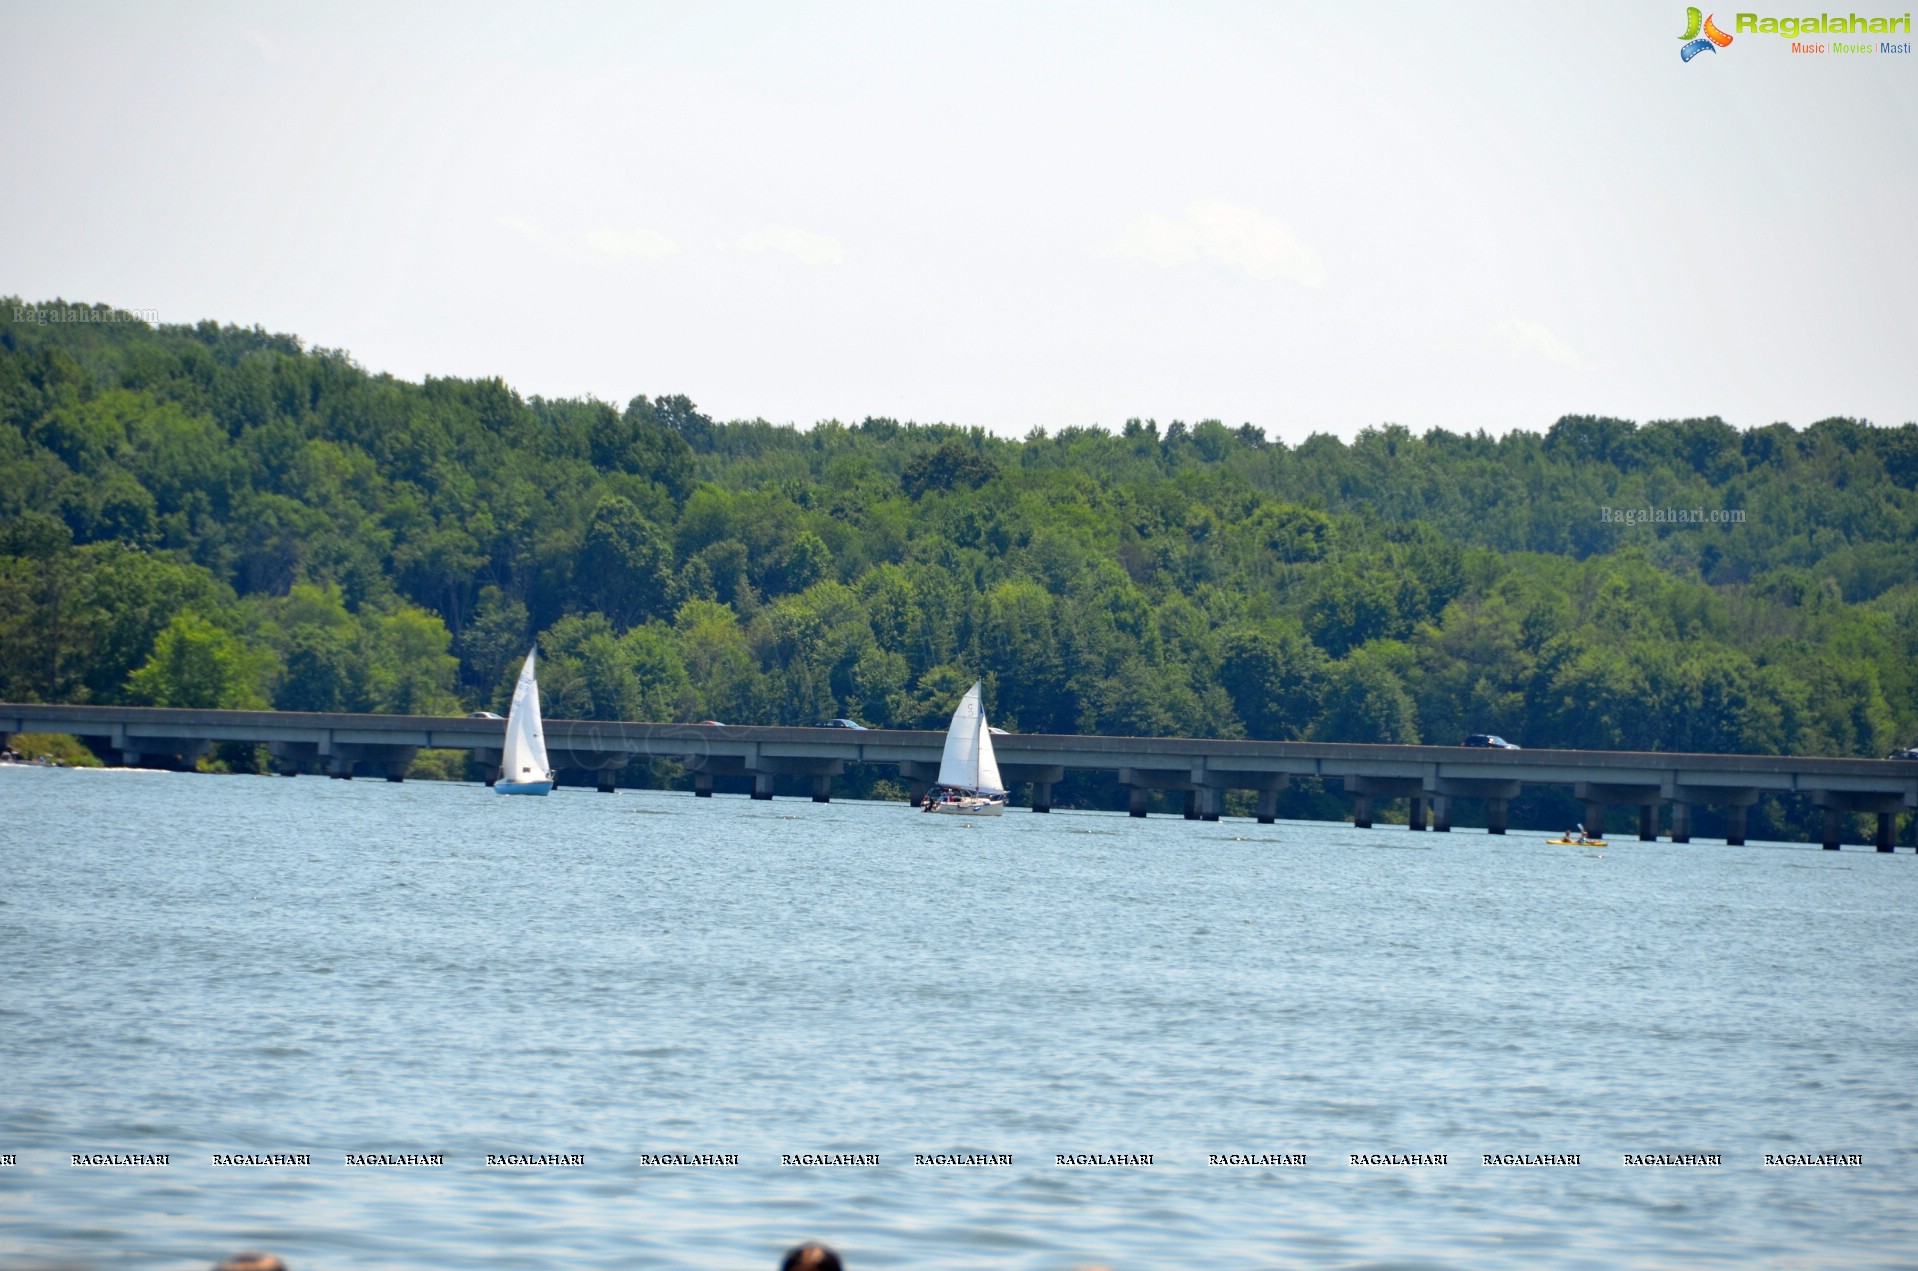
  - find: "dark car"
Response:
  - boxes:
[1889,747,1918,760]
[819,718,868,729]
[1463,733,1520,750]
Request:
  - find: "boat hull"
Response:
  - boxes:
[924,795,1005,816]
[496,780,553,797]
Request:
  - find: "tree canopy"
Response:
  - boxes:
[4,299,1916,822]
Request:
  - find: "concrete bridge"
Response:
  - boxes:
[4,702,1915,852]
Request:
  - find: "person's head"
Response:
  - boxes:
[780,1242,842,1271]
[213,1256,287,1271]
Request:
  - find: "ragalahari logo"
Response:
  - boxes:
[1679,7,1735,58]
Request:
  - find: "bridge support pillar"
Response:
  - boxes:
[1345,775,1422,831]
[1583,804,1605,841]
[1428,777,1521,836]
[1199,786,1223,822]
[1811,789,1906,853]
[385,761,408,783]
[693,772,714,797]
[907,779,928,807]
[1001,763,1062,813]
[1256,788,1279,825]
[1639,804,1657,841]
[1129,787,1149,818]
[120,742,210,771]
[1182,789,1200,820]
[751,773,774,801]
[811,775,832,804]
[1670,784,1760,845]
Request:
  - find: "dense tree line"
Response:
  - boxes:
[3,301,1915,826]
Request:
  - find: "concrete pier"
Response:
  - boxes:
[1346,775,1422,832]
[1812,789,1907,853]
[1001,763,1062,814]
[1726,804,1748,846]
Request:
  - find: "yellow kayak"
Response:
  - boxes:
[1547,838,1607,847]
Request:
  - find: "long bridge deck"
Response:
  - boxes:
[4,703,1915,851]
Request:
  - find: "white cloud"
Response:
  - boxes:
[500,216,549,244]
[244,28,280,63]
[736,225,844,267]
[1492,318,1582,368]
[581,226,680,260]
[1102,201,1325,288]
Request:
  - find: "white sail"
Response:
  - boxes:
[974,700,1004,796]
[936,681,1005,795]
[500,648,551,789]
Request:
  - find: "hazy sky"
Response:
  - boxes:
[4,1,1913,441]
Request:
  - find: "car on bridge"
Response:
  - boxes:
[819,718,868,729]
[1890,746,1918,760]
[1463,733,1520,749]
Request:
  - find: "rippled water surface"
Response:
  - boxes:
[2,765,1915,1268]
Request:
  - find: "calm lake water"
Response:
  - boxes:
[2,764,1915,1269]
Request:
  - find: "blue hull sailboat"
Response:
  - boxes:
[496,648,554,796]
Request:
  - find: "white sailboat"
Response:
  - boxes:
[923,680,1007,816]
[495,648,554,796]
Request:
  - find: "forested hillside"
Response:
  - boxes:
[4,302,1916,800]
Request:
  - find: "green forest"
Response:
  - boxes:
[4,300,1916,831]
